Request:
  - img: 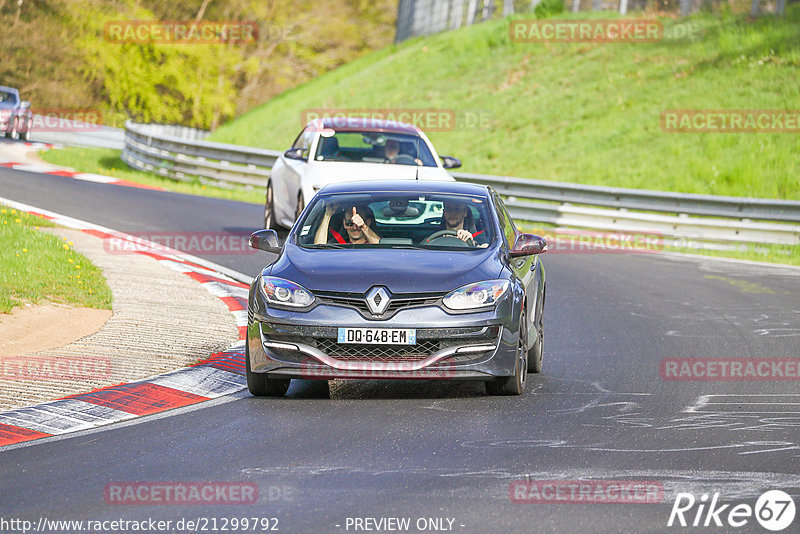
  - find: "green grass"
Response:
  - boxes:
[38,147,264,205]
[0,206,113,313]
[208,9,800,200]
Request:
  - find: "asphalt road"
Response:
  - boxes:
[1,165,800,533]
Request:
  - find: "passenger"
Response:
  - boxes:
[315,205,380,245]
[429,199,488,247]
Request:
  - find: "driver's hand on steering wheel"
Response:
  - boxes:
[456,229,472,242]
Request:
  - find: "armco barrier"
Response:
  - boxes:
[121,121,800,246]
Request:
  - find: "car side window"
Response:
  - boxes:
[493,193,517,248]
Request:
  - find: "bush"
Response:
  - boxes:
[535,0,566,19]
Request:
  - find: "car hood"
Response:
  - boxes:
[268,245,504,294]
[305,161,453,185]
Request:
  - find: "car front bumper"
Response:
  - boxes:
[247,298,521,381]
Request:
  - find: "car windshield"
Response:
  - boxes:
[313,131,437,167]
[0,91,16,104]
[296,192,495,249]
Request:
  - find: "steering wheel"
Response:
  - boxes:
[392,154,418,165]
[426,229,475,247]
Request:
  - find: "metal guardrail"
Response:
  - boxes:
[122,121,281,187]
[121,121,800,246]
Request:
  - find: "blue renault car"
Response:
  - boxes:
[246,180,546,396]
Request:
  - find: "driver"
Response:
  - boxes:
[428,199,489,247]
[383,139,422,166]
[383,140,401,163]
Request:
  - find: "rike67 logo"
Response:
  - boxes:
[668,490,796,531]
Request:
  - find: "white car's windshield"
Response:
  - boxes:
[296,192,494,249]
[314,131,437,167]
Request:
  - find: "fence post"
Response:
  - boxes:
[482,0,495,20]
[395,0,416,42]
[679,0,691,16]
[619,0,628,14]
[450,0,465,29]
[503,0,514,16]
[572,0,582,14]
[750,0,759,15]
[466,0,479,25]
[776,0,785,14]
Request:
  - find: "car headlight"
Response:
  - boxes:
[442,280,509,311]
[260,277,314,308]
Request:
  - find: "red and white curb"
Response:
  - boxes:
[0,197,254,448]
[0,142,165,191]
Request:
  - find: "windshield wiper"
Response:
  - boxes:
[386,244,429,250]
[304,244,348,249]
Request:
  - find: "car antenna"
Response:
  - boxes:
[415,138,420,180]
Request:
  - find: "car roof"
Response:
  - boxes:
[0,86,18,93]
[317,180,490,197]
[307,117,421,135]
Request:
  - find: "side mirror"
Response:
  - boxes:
[20,101,31,109]
[441,156,461,169]
[284,148,305,161]
[249,229,281,254]
[510,233,546,257]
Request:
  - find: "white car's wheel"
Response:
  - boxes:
[264,180,277,230]
[294,192,305,222]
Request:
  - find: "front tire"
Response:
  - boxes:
[264,180,277,230]
[21,120,31,142]
[486,313,528,396]
[6,119,18,139]
[245,335,290,397]
[528,288,545,373]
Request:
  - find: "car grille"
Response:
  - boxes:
[315,338,440,362]
[314,290,443,319]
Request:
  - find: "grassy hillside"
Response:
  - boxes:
[209,9,800,200]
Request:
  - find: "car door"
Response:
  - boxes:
[493,192,538,339]
[273,128,313,226]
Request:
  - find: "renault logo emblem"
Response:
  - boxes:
[365,286,391,315]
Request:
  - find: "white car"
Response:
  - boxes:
[264,117,461,229]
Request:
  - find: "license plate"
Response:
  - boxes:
[337,328,416,345]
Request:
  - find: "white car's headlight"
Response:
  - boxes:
[260,277,314,308]
[442,280,509,311]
